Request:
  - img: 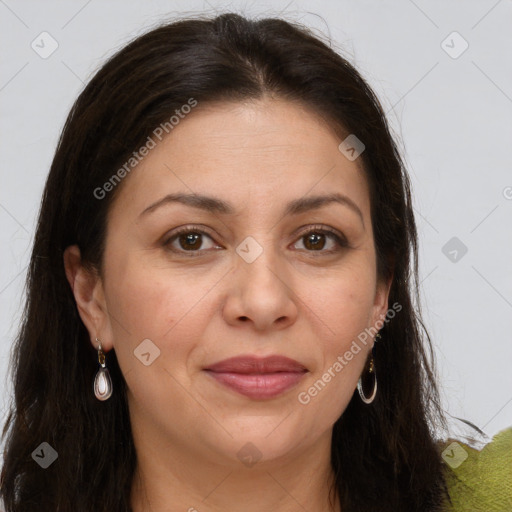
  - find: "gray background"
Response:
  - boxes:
[1,0,511,448]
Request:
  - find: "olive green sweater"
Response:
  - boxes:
[442,427,512,511]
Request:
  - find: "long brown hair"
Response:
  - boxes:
[1,13,449,511]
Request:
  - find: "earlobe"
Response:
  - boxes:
[63,245,113,351]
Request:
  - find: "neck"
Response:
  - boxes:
[130,422,340,512]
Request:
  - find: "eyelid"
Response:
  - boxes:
[294,224,346,241]
[163,224,216,242]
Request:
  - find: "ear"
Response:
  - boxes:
[370,273,393,332]
[63,245,114,351]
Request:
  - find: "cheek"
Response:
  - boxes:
[103,257,219,433]
[294,307,372,434]
[293,263,376,420]
[311,260,377,347]
[102,252,220,380]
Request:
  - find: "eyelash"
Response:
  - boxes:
[162,225,348,257]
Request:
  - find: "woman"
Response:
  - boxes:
[1,12,509,512]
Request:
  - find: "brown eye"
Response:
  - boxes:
[177,232,203,251]
[303,232,327,251]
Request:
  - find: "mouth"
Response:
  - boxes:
[203,355,308,400]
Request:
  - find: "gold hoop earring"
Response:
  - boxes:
[93,338,113,401]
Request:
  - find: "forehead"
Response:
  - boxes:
[109,98,371,222]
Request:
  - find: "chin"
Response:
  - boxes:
[206,422,306,465]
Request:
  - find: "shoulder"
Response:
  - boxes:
[441,426,512,511]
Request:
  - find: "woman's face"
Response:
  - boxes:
[73,98,390,466]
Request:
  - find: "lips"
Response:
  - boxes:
[203,355,308,400]
[205,355,307,374]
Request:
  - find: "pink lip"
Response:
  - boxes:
[204,355,308,400]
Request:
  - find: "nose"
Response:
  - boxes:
[222,244,299,332]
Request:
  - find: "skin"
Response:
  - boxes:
[64,97,391,512]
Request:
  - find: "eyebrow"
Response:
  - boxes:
[139,192,364,225]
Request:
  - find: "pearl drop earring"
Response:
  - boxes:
[93,338,113,401]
